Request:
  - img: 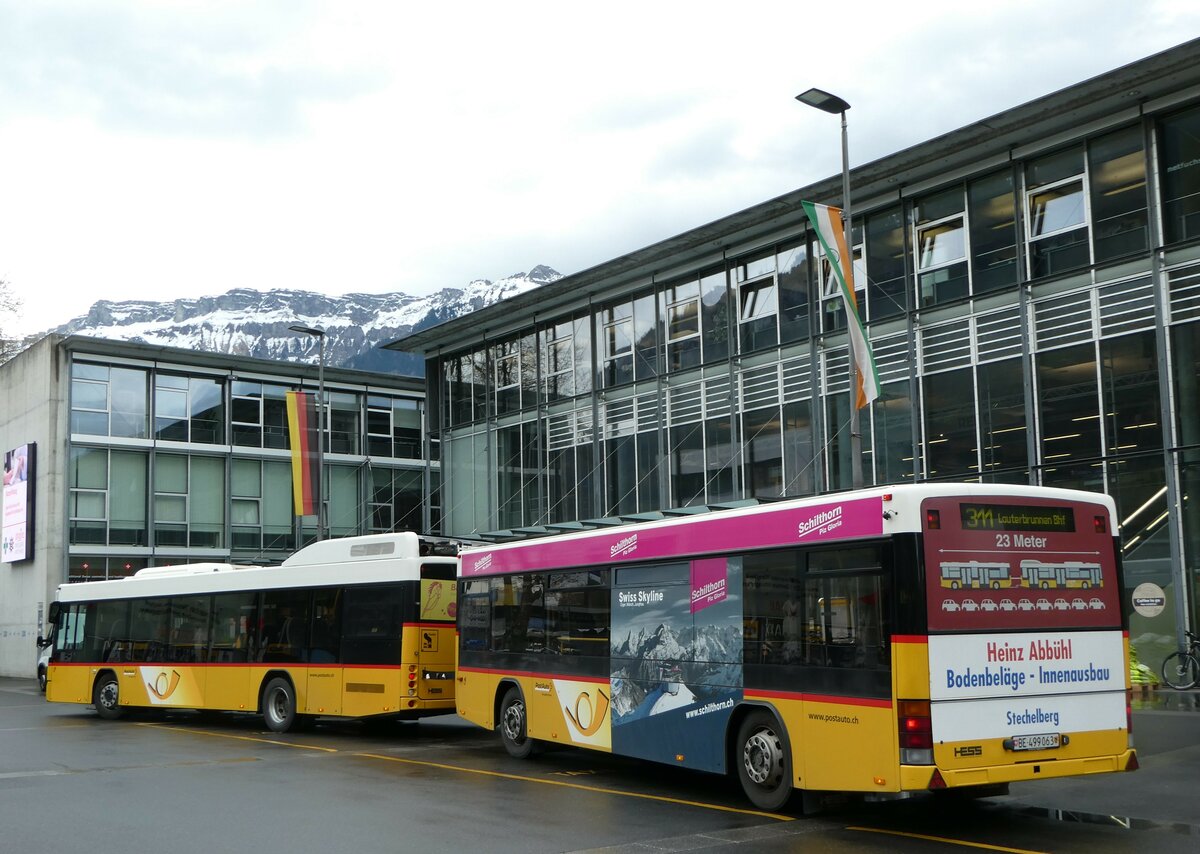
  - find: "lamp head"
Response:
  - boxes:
[796,87,850,114]
[288,324,325,338]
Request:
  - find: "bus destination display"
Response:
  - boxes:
[960,503,1075,533]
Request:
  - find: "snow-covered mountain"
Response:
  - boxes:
[49,266,562,376]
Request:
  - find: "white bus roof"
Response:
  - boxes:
[55,533,456,603]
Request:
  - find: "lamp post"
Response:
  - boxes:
[289,324,326,540]
[796,87,864,490]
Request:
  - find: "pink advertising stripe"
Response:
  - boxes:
[462,496,884,576]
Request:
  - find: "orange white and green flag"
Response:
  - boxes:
[801,200,880,409]
[285,391,320,517]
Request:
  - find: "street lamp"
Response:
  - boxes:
[289,324,326,540]
[796,86,864,490]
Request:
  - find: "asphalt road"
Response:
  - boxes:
[1,678,1195,854]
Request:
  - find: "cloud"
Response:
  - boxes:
[0,1,384,138]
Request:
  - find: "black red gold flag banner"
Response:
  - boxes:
[286,391,319,517]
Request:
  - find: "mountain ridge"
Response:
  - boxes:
[49,266,562,375]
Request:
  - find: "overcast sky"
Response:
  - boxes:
[1,1,1197,337]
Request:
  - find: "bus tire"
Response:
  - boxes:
[93,672,123,720]
[736,710,792,811]
[262,677,297,733]
[499,686,535,759]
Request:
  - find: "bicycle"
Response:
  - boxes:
[1161,630,1200,690]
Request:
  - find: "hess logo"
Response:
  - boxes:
[954,745,983,757]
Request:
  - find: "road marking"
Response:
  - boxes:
[134,722,338,753]
[849,826,1046,853]
[355,752,794,821]
[0,770,66,780]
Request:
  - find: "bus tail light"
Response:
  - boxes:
[899,699,933,765]
[1094,515,1107,534]
[927,768,947,789]
[926,510,941,530]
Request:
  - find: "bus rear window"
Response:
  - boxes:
[924,496,1120,632]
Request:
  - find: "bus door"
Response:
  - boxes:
[416,565,456,701]
[306,588,343,716]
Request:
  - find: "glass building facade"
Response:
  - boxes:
[394,46,1200,669]
[64,339,435,581]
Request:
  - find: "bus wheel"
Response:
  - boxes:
[499,686,535,759]
[736,711,792,811]
[93,672,123,720]
[262,677,297,733]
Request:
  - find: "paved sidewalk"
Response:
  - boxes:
[995,689,1200,828]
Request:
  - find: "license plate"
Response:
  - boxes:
[1008,732,1061,752]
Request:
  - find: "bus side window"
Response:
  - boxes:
[805,573,889,670]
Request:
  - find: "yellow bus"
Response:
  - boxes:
[455,484,1136,809]
[41,533,458,732]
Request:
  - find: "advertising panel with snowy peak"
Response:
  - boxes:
[609,558,743,772]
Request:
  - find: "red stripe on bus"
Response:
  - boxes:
[49,662,407,670]
[745,689,893,709]
[456,665,609,684]
[891,635,928,644]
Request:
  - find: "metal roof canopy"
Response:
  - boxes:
[61,334,425,392]
[385,38,1200,357]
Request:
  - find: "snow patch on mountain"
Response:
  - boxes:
[49,266,561,375]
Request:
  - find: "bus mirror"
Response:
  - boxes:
[47,601,61,624]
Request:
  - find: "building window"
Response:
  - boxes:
[69,448,148,546]
[231,458,294,553]
[1037,342,1101,468]
[1159,104,1200,245]
[736,249,779,353]
[914,187,968,307]
[494,340,521,414]
[699,269,730,363]
[1088,125,1148,262]
[865,207,906,320]
[68,556,148,583]
[968,171,1018,294]
[70,362,148,438]
[1026,148,1089,278]
[777,240,811,343]
[231,381,290,449]
[540,321,575,401]
[326,391,361,455]
[154,374,225,445]
[873,382,914,485]
[370,468,423,533]
[818,225,864,333]
[153,454,224,548]
[977,358,1028,477]
[922,367,978,478]
[664,280,701,372]
[602,302,635,387]
[367,396,421,459]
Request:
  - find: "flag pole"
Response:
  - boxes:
[838,107,864,490]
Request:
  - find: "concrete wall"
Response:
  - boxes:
[0,336,66,677]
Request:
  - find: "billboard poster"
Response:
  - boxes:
[928,630,1127,741]
[922,495,1121,631]
[609,557,743,773]
[2,443,35,564]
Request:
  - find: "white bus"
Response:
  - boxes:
[41,533,459,732]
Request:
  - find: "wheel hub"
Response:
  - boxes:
[503,702,525,742]
[743,728,783,786]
